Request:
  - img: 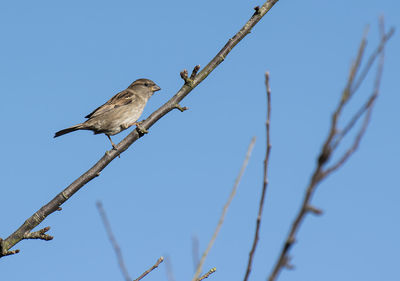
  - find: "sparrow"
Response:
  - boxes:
[54,78,161,149]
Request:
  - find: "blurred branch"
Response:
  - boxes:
[96,201,131,281]
[192,137,256,281]
[192,235,200,272]
[134,257,164,281]
[243,72,272,281]
[0,0,279,258]
[268,20,394,281]
[164,256,176,281]
[96,202,164,281]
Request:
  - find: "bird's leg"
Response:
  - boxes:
[133,121,148,135]
[106,135,118,150]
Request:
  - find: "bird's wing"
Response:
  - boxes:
[85,89,136,119]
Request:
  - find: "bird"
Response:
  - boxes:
[54,78,161,149]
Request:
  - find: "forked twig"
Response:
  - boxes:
[268,20,394,281]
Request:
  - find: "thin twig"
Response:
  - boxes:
[324,95,375,176]
[133,257,164,281]
[1,0,279,257]
[243,72,272,281]
[268,22,394,281]
[192,235,200,272]
[23,226,53,240]
[197,268,216,281]
[331,94,376,151]
[192,137,257,281]
[0,239,19,256]
[324,19,390,177]
[96,201,131,281]
[351,28,394,95]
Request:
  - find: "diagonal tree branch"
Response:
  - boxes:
[193,137,257,281]
[0,0,279,257]
[267,20,394,281]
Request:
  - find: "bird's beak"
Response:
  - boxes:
[152,85,161,92]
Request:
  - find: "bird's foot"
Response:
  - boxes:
[135,121,148,135]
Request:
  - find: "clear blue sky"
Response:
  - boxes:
[1,1,399,281]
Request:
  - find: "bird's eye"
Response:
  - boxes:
[144,82,149,87]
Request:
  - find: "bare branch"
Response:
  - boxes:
[243,72,272,281]
[181,65,201,85]
[331,26,394,153]
[23,227,53,241]
[324,25,393,177]
[331,93,376,152]
[1,0,279,257]
[197,268,216,281]
[164,256,176,281]
[323,96,374,176]
[193,137,257,281]
[96,201,131,281]
[192,235,200,272]
[133,257,164,281]
[351,27,394,95]
[267,22,394,281]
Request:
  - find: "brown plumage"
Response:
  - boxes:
[54,78,161,148]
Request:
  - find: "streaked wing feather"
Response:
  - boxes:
[85,89,136,119]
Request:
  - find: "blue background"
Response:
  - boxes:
[1,1,399,281]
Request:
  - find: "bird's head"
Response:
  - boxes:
[128,79,161,97]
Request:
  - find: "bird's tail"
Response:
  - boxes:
[54,124,84,138]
